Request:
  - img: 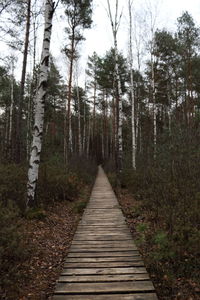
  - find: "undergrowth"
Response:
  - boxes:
[0,155,97,298]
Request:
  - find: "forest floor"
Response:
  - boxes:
[1,188,90,300]
[2,183,199,300]
[118,189,200,300]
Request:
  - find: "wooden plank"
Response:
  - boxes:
[70,247,138,252]
[53,166,158,300]
[67,251,140,257]
[71,241,136,246]
[74,232,131,236]
[73,236,132,241]
[65,257,143,263]
[77,225,128,229]
[54,281,155,294]
[64,261,144,268]
[85,208,121,211]
[58,274,150,282]
[79,222,127,225]
[60,267,147,275]
[75,233,131,236]
[53,293,158,300]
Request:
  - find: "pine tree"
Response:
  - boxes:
[62,0,93,164]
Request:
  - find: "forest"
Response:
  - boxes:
[0,0,200,299]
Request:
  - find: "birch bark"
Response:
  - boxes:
[151,52,157,159]
[16,0,31,163]
[128,0,136,170]
[77,85,82,155]
[8,58,15,159]
[27,0,55,208]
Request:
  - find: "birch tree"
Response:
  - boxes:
[144,0,160,159]
[27,0,56,208]
[107,0,123,172]
[86,52,99,146]
[16,0,31,163]
[8,56,16,160]
[128,0,136,170]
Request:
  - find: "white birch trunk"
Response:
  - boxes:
[151,53,157,160]
[87,115,91,157]
[8,60,14,153]
[128,0,136,170]
[76,85,82,155]
[27,0,55,208]
[83,99,86,152]
[26,85,31,161]
[107,0,123,172]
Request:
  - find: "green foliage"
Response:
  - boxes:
[0,155,97,210]
[38,164,83,203]
[136,222,148,233]
[118,124,200,280]
[68,155,97,186]
[152,231,175,261]
[135,223,149,246]
[73,201,87,214]
[0,201,27,289]
[25,207,46,220]
[0,164,26,209]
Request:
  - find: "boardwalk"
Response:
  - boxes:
[53,166,158,300]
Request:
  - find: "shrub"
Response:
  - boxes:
[0,164,26,210]
[73,201,87,214]
[0,201,27,290]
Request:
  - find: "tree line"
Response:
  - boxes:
[0,0,200,213]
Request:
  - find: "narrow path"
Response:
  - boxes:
[53,166,158,300]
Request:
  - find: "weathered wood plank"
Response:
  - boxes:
[75,229,131,236]
[53,166,157,299]
[70,246,138,252]
[67,251,140,257]
[76,229,130,236]
[73,236,132,241]
[54,281,155,294]
[64,261,144,268]
[58,274,150,282]
[72,239,135,244]
[60,267,147,275]
[65,257,143,263]
[53,293,158,300]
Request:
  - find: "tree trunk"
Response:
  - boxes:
[16,0,31,163]
[77,85,82,155]
[151,53,157,160]
[27,0,55,208]
[83,98,86,153]
[87,115,91,157]
[64,28,75,163]
[128,0,136,170]
[107,0,123,172]
[8,59,15,160]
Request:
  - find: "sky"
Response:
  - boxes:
[1,0,200,84]
[50,0,200,84]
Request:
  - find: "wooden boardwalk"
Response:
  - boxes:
[53,166,158,300]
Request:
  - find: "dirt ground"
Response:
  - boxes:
[118,189,200,300]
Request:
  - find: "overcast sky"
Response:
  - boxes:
[1,0,200,83]
[49,0,200,83]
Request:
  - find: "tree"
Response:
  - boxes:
[128,0,136,170]
[62,0,93,164]
[107,0,123,173]
[27,0,56,208]
[86,52,100,145]
[176,12,199,125]
[16,0,32,163]
[0,0,12,15]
